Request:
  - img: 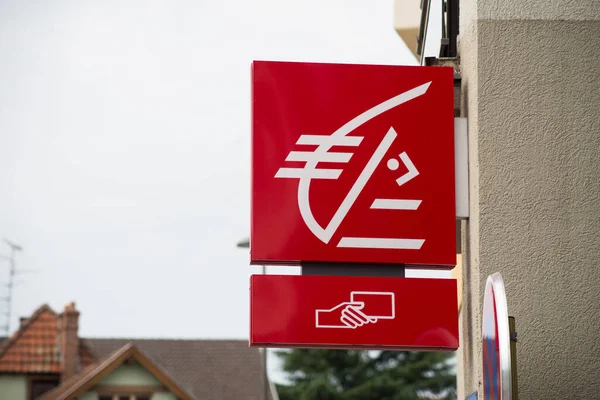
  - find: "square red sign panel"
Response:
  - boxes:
[251,61,456,267]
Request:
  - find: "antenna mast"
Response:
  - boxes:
[1,239,23,336]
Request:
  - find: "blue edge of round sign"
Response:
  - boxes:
[483,337,499,398]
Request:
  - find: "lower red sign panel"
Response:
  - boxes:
[250,274,458,351]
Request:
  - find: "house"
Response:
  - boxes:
[0,303,276,400]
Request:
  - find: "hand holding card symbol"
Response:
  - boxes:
[315,291,395,329]
[315,302,374,329]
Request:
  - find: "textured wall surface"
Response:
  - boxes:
[478,0,600,21]
[458,1,600,398]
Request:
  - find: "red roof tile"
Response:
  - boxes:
[40,343,196,400]
[0,304,60,373]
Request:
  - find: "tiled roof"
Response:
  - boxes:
[0,304,274,400]
[40,343,195,400]
[0,304,60,373]
[82,338,271,400]
[79,341,97,369]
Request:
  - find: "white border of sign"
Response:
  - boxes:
[482,272,512,400]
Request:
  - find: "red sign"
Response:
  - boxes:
[249,274,458,351]
[251,61,456,267]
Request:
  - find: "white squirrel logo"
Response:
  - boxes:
[275,82,431,250]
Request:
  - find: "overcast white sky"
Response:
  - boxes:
[0,0,450,382]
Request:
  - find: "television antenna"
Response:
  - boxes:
[0,239,23,336]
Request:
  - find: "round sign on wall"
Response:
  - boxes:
[482,272,512,400]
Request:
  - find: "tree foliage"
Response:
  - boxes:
[275,349,456,400]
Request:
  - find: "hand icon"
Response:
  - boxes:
[315,301,376,329]
[315,291,395,329]
[340,302,377,328]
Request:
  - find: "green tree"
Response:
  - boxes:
[275,349,456,400]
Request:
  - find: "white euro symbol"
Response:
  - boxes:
[275,82,431,246]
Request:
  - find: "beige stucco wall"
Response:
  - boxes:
[393,0,421,58]
[458,1,600,398]
[0,375,27,400]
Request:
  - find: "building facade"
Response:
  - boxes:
[396,1,600,398]
[458,2,600,398]
[0,303,274,400]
